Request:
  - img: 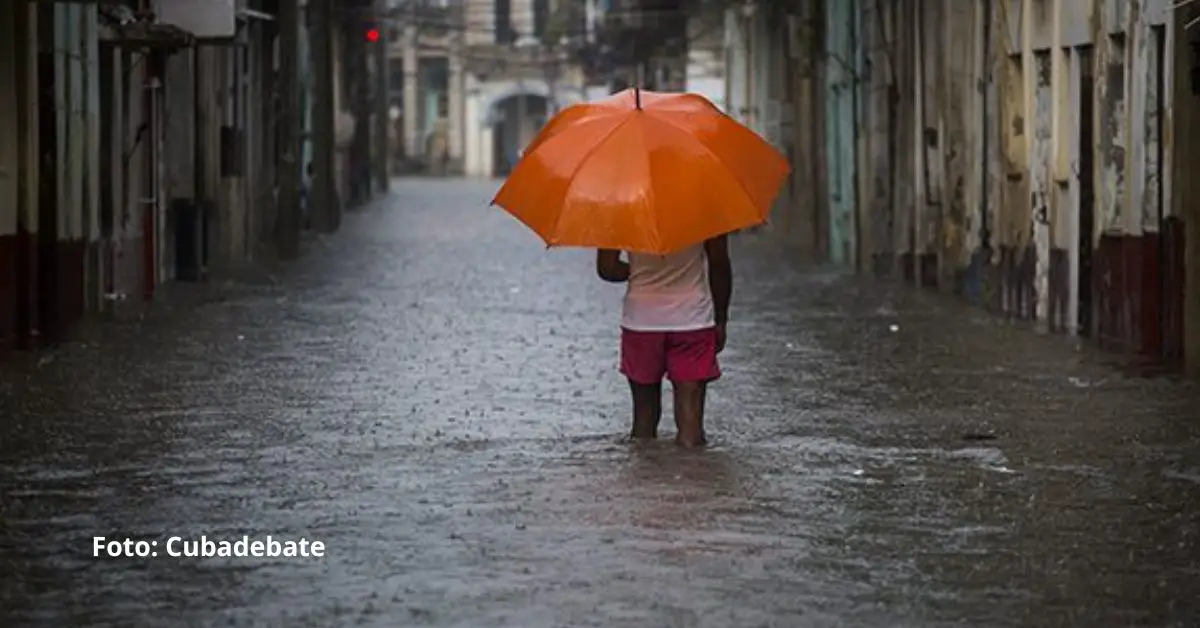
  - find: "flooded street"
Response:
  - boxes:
[2,178,1198,627]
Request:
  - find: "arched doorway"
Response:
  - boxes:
[489,93,549,177]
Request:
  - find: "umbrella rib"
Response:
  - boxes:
[643,112,771,225]
[550,115,637,247]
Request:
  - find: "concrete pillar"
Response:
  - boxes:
[480,125,494,178]
[448,48,464,169]
[402,25,419,159]
[512,0,535,44]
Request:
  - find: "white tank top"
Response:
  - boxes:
[621,244,715,332]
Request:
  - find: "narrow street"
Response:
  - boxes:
[1,178,1198,627]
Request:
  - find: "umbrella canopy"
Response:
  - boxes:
[491,88,791,255]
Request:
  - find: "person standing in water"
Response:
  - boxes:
[596,236,732,447]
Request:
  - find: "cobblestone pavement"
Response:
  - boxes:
[2,178,1199,628]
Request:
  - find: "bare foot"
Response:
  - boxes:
[674,432,707,448]
[629,429,658,441]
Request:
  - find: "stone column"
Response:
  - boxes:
[448,47,464,170]
[512,0,535,45]
[373,0,389,191]
[402,25,419,160]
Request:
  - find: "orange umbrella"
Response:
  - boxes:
[491,87,791,255]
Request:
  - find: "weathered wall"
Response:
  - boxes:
[787,0,825,262]
[112,47,151,301]
[893,0,917,279]
[913,0,943,286]
[0,6,346,353]
[162,48,197,284]
[45,3,102,337]
[756,0,1195,371]
[824,0,858,267]
[1087,0,1185,359]
[940,0,980,295]
[852,0,873,272]
[196,41,262,270]
[723,0,831,260]
[993,0,1032,318]
[859,0,893,274]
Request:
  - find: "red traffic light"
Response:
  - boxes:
[366,28,380,42]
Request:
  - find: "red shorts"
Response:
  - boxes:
[619,326,721,384]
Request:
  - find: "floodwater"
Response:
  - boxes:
[1,179,1198,627]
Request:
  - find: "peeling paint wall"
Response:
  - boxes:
[893,0,918,276]
[196,40,264,270]
[781,0,825,263]
[854,0,875,272]
[109,48,151,301]
[994,0,1031,318]
[1031,51,1052,322]
[0,8,304,352]
[53,4,102,327]
[938,0,976,291]
[861,0,897,275]
[914,0,943,286]
[998,39,1025,248]
[824,0,858,267]
[758,0,1196,371]
[1099,31,1127,233]
[1138,24,1164,234]
[1062,46,1085,334]
[1046,0,1071,332]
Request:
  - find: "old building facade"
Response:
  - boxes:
[389,0,607,177]
[0,0,388,352]
[725,0,1200,372]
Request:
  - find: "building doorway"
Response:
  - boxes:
[489,93,548,177]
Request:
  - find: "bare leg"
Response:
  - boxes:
[671,380,708,448]
[629,380,662,439]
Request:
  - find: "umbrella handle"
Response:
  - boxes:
[634,86,641,110]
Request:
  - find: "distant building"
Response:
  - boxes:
[684,8,726,112]
[388,0,604,177]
